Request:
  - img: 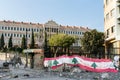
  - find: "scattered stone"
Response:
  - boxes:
[70,67,82,73]
[3,62,9,68]
[59,73,63,77]
[101,73,109,79]
[23,73,30,77]
[13,75,18,78]
[0,75,2,78]
[93,76,99,80]
[70,72,74,76]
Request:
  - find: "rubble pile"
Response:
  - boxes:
[0,66,120,80]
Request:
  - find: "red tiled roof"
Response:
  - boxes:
[60,25,91,31]
[0,20,43,26]
[0,20,91,31]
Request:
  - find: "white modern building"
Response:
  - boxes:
[104,0,120,55]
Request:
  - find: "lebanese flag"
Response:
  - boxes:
[44,55,118,73]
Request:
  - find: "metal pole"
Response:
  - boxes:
[5,52,7,62]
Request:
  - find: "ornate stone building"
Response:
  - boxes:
[0,20,91,47]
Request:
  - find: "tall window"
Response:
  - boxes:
[107,29,109,36]
[29,34,30,38]
[8,33,10,37]
[14,27,16,30]
[119,6,120,14]
[5,33,7,36]
[8,27,10,30]
[20,28,22,31]
[2,26,4,30]
[17,34,19,37]
[11,27,13,30]
[20,34,22,37]
[23,28,25,31]
[28,28,30,31]
[110,9,115,18]
[5,27,7,30]
[17,27,19,31]
[111,26,115,33]
[106,0,108,5]
[14,34,16,37]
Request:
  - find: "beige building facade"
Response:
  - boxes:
[0,20,90,48]
[104,0,120,57]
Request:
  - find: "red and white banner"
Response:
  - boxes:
[44,55,118,72]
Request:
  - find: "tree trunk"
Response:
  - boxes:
[54,47,59,58]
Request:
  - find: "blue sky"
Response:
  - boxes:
[0,0,104,32]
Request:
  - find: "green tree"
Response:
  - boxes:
[81,29,104,57]
[21,35,27,49]
[30,29,35,48]
[8,35,13,50]
[0,33,5,49]
[49,34,75,57]
[44,31,50,57]
[49,34,75,47]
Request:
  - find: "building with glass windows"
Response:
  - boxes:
[0,20,91,47]
[104,0,120,57]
